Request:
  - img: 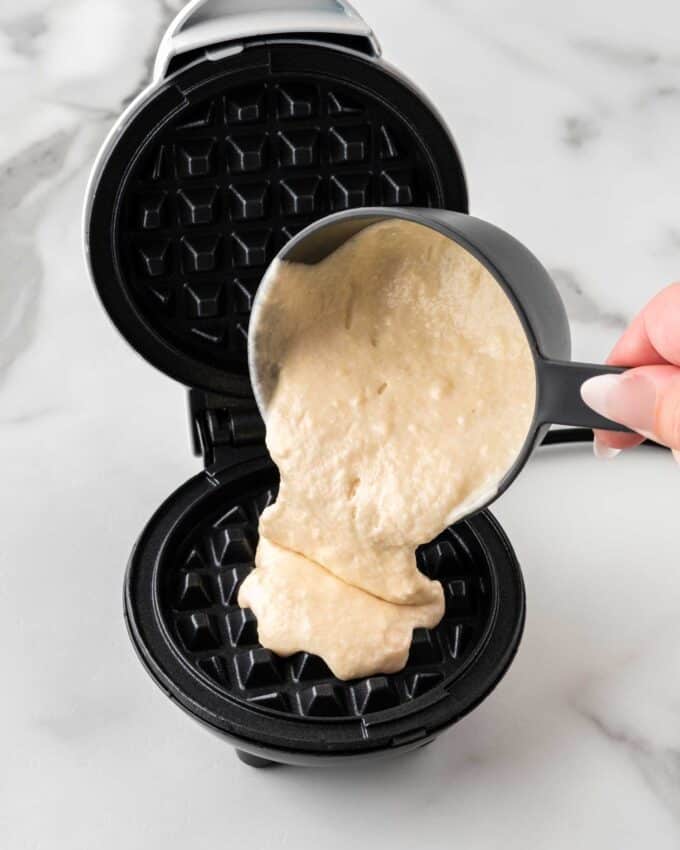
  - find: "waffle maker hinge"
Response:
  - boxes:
[189,389,267,468]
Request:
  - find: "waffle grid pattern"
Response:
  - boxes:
[119,76,441,372]
[160,485,494,720]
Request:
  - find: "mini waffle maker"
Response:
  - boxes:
[84,0,525,767]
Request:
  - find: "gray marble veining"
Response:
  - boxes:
[0,130,75,381]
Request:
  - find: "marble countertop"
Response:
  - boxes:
[1,1,679,847]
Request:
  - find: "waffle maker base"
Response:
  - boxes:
[125,452,525,767]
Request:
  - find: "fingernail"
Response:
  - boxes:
[581,373,657,435]
[593,436,621,459]
[673,449,680,467]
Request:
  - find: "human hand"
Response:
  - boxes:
[580,282,680,462]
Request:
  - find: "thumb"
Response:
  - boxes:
[581,365,680,454]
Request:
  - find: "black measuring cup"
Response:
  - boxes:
[249,207,630,516]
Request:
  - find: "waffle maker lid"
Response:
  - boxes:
[85,38,468,396]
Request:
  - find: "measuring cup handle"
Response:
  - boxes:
[537,360,633,431]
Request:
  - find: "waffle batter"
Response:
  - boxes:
[239,220,536,680]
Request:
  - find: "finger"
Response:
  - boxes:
[582,365,680,451]
[607,282,680,367]
[593,282,680,454]
[592,430,644,455]
[642,281,680,366]
[607,311,667,366]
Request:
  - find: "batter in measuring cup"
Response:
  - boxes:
[239,220,536,680]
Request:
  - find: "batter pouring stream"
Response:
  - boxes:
[239,220,535,680]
